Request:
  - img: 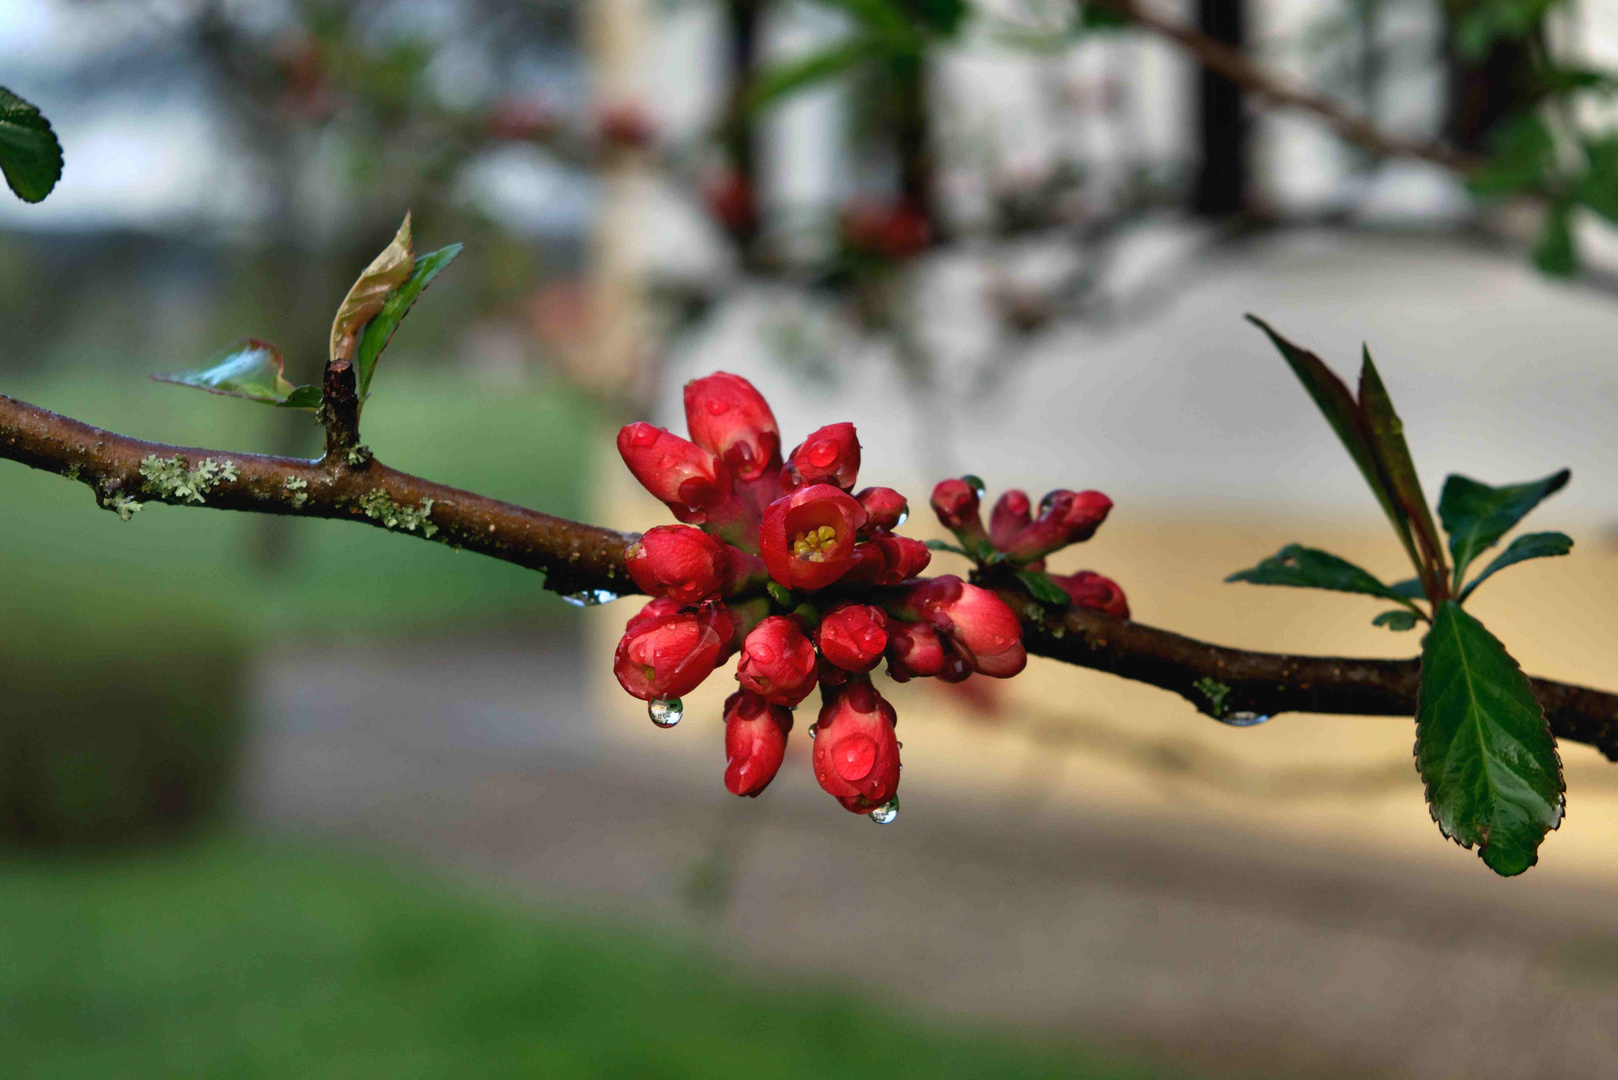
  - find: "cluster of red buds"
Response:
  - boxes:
[613,373,1122,822]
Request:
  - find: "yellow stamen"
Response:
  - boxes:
[791,526,840,563]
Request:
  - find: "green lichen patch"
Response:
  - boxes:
[107,494,144,521]
[1194,677,1231,718]
[346,445,373,467]
[284,477,310,508]
[139,455,239,505]
[359,489,437,538]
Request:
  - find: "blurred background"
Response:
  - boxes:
[4,0,1618,1077]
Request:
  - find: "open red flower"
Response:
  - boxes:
[885,620,945,682]
[759,484,868,591]
[617,422,731,524]
[818,603,889,673]
[684,372,780,482]
[723,690,792,797]
[735,615,819,706]
[811,678,901,813]
[782,422,860,492]
[1001,489,1112,560]
[1051,570,1129,618]
[624,525,730,604]
[613,600,735,701]
[903,576,1026,678]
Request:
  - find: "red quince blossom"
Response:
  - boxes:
[614,600,736,701]
[903,576,1027,678]
[855,486,908,534]
[736,615,819,706]
[723,690,792,797]
[818,603,889,673]
[617,422,731,524]
[812,678,902,813]
[684,372,780,482]
[782,423,860,492]
[988,489,1032,550]
[759,483,867,591]
[1052,570,1130,619]
[885,620,945,682]
[931,478,987,548]
[624,525,730,604]
[1000,489,1112,561]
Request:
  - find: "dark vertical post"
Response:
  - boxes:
[1191,0,1247,215]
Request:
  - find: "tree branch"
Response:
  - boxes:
[3,390,1614,760]
[1098,0,1479,174]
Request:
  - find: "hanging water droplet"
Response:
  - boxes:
[961,474,986,500]
[868,797,899,825]
[895,510,909,527]
[1039,490,1059,513]
[807,723,818,740]
[562,588,619,608]
[1220,711,1271,728]
[648,698,684,728]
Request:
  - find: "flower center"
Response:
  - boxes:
[791,525,839,562]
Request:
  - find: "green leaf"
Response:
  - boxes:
[1458,532,1574,603]
[0,86,63,203]
[1226,544,1410,603]
[1534,201,1576,276]
[924,539,971,556]
[1388,578,1426,600]
[330,213,415,367]
[278,384,323,410]
[1438,469,1570,586]
[354,242,463,399]
[746,37,886,112]
[1468,114,1555,199]
[1358,348,1447,589]
[1015,569,1072,608]
[152,339,307,407]
[1372,610,1418,631]
[1416,601,1563,876]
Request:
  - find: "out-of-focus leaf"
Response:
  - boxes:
[153,339,308,407]
[354,242,463,399]
[1014,569,1071,607]
[1438,469,1570,585]
[1468,114,1554,198]
[0,86,63,203]
[1079,1,1130,28]
[924,539,971,556]
[1245,317,1417,570]
[1534,201,1576,276]
[1372,610,1419,631]
[1416,601,1563,877]
[1453,0,1564,60]
[1458,532,1574,603]
[746,37,885,112]
[1226,544,1411,603]
[1358,349,1446,590]
[278,384,323,410]
[1389,578,1426,600]
[330,213,414,366]
[1579,138,1618,224]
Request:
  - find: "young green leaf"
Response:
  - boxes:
[1014,569,1072,608]
[1457,532,1574,603]
[153,339,307,407]
[330,213,415,367]
[354,242,463,399]
[1357,349,1448,593]
[0,87,63,203]
[1226,544,1411,603]
[745,37,884,112]
[1372,610,1418,631]
[278,384,323,411]
[1438,469,1570,588]
[1416,601,1563,877]
[923,539,971,557]
[1388,578,1426,600]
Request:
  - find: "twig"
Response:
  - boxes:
[2,390,1614,758]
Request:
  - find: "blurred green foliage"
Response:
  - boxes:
[0,838,1181,1080]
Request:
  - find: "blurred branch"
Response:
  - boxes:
[3,389,1616,758]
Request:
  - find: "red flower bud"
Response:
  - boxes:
[758,484,868,591]
[988,489,1031,550]
[855,486,908,534]
[1002,489,1112,560]
[870,534,931,584]
[624,525,730,604]
[783,422,860,492]
[1051,570,1130,619]
[930,478,987,545]
[613,600,733,701]
[902,576,1026,678]
[812,678,901,813]
[617,422,732,524]
[817,603,889,673]
[683,372,781,482]
[886,620,945,682]
[723,690,792,797]
[735,615,819,706]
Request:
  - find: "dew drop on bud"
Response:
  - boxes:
[1220,711,1271,728]
[1039,490,1059,514]
[648,698,684,728]
[807,440,839,467]
[563,588,620,607]
[961,474,986,500]
[807,723,818,740]
[868,797,899,825]
[895,510,909,526]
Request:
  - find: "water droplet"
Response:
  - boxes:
[807,440,839,467]
[961,475,985,499]
[630,426,659,448]
[562,588,620,607]
[705,399,731,415]
[1220,711,1271,728]
[1039,490,1059,513]
[895,510,909,526]
[868,797,899,824]
[648,698,684,728]
[807,723,818,740]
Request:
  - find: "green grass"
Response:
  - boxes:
[0,838,1175,1080]
[0,371,601,639]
